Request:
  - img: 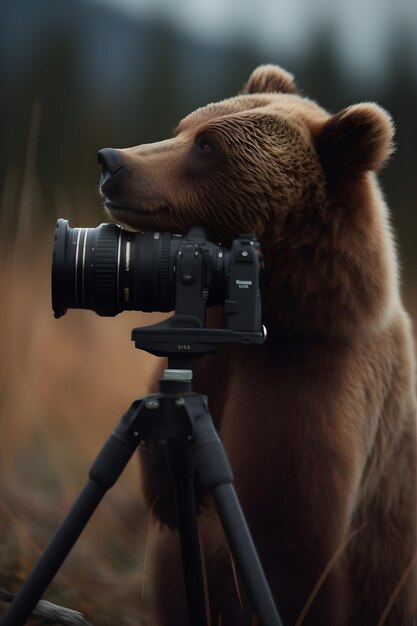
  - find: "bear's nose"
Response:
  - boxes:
[97,148,125,177]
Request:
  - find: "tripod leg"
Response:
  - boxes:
[165,441,208,626]
[1,481,110,626]
[0,401,144,626]
[183,395,283,626]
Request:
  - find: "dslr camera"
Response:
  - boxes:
[52,219,265,355]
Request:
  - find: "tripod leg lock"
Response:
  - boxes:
[89,399,144,489]
[180,395,234,490]
[89,434,137,489]
[193,436,234,490]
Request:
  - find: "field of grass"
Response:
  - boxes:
[0,249,167,625]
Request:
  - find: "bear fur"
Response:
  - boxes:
[101,65,417,625]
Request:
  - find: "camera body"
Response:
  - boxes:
[52,219,265,354]
[173,226,263,333]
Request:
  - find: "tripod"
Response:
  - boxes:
[1,318,282,625]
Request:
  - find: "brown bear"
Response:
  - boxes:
[99,65,417,625]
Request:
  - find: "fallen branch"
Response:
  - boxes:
[0,589,92,625]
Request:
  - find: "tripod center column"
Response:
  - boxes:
[160,364,193,393]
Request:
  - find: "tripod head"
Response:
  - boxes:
[132,314,266,358]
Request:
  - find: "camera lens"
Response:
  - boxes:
[51,219,178,318]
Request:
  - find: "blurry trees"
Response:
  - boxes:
[0,0,416,274]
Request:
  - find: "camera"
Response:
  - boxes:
[52,219,264,335]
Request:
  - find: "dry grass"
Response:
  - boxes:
[0,250,164,625]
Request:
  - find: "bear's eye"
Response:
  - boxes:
[195,135,214,155]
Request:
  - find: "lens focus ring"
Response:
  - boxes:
[92,224,120,316]
[158,233,170,309]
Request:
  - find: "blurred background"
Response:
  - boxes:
[0,0,416,623]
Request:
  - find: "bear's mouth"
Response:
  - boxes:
[104,200,168,221]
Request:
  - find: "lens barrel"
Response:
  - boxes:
[52,219,180,318]
[52,219,226,318]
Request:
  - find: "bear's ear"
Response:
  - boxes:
[244,64,298,95]
[315,103,394,175]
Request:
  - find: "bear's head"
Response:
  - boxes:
[99,65,398,337]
